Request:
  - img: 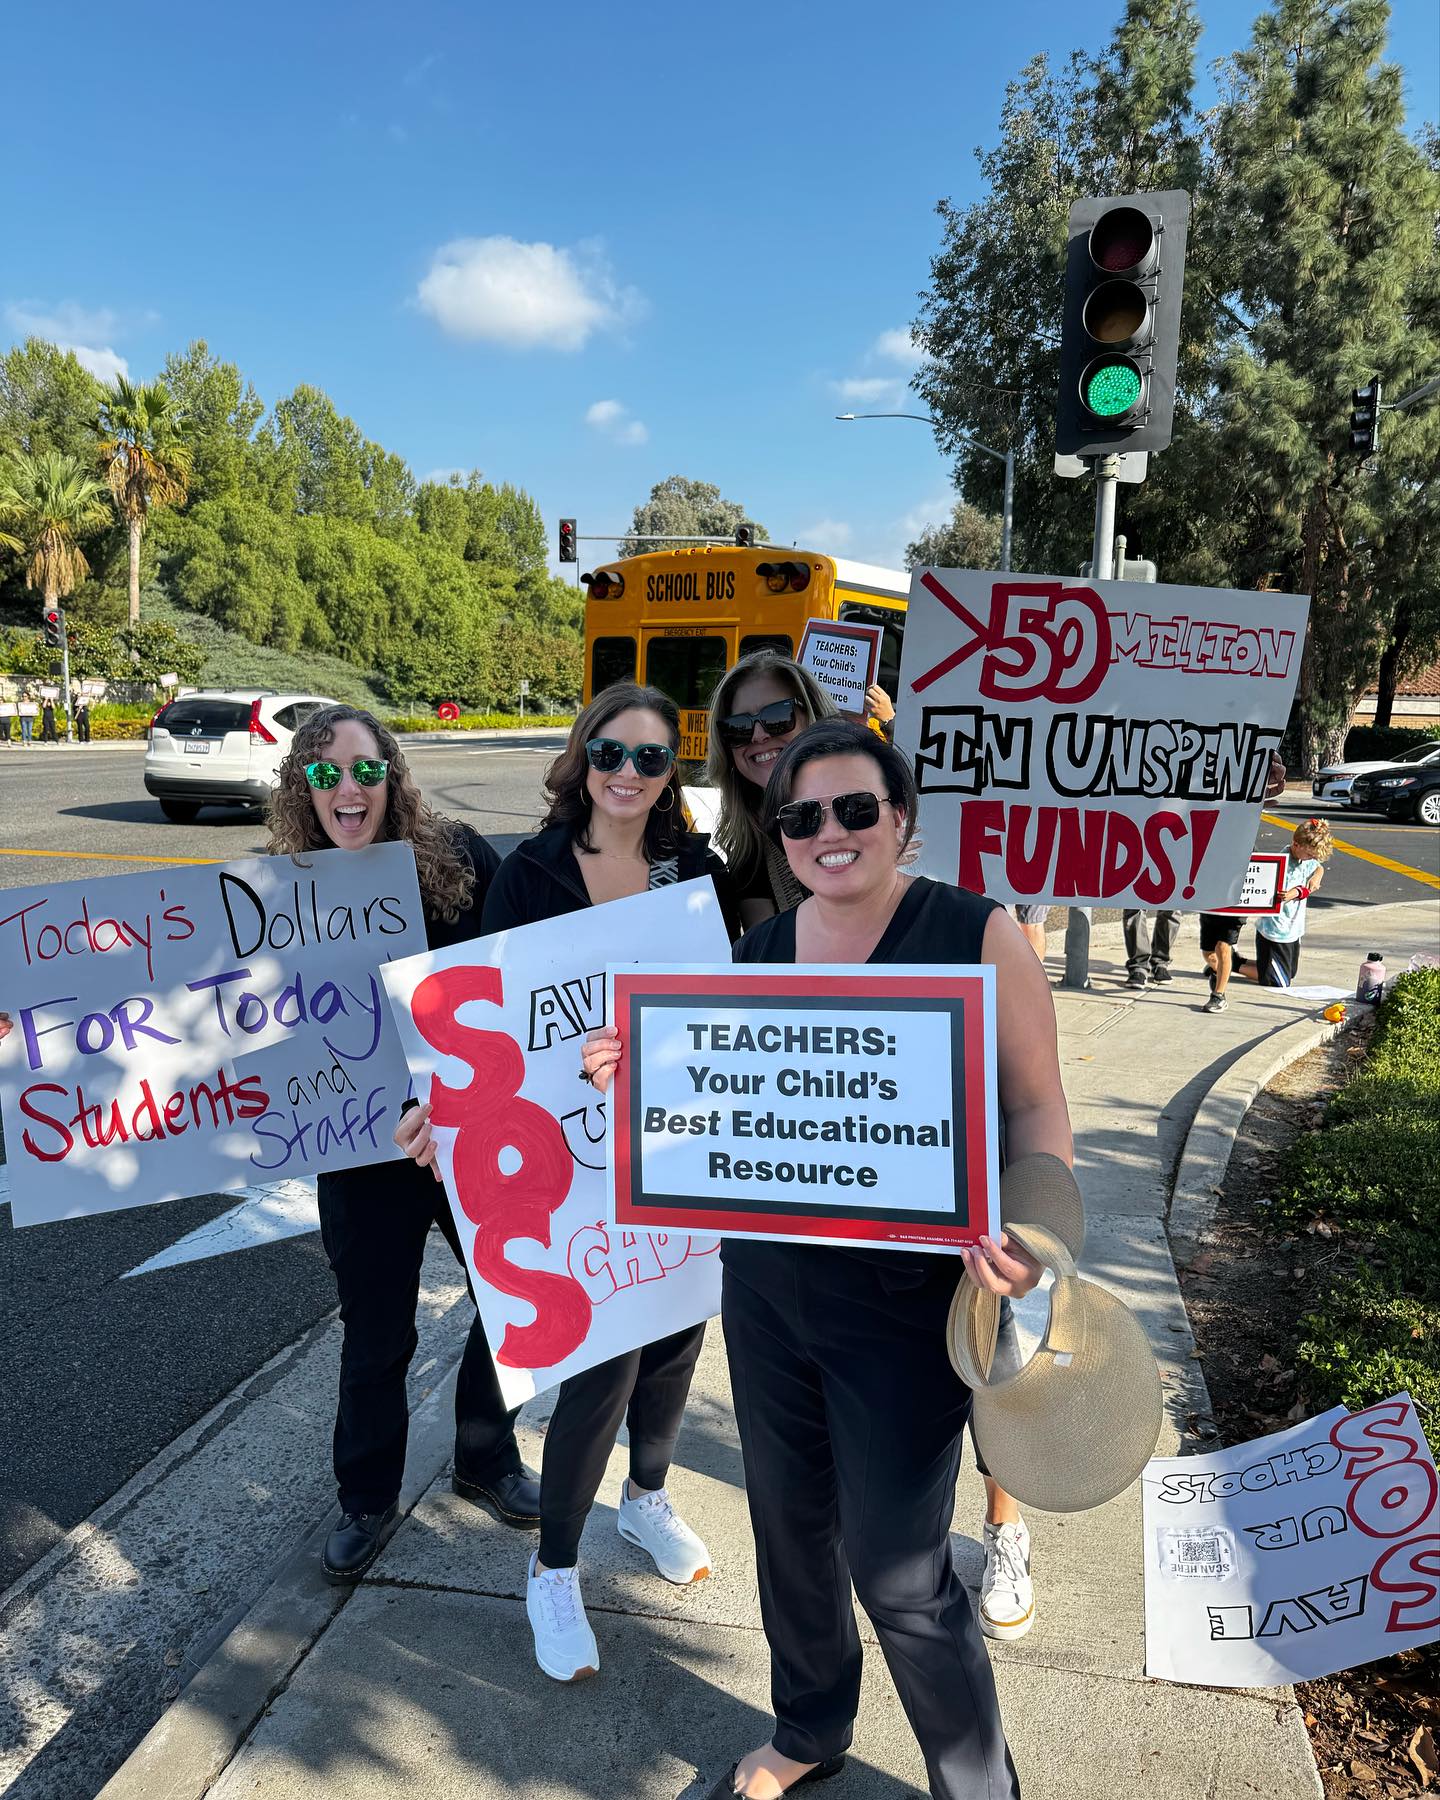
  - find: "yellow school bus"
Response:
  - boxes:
[581,544,910,760]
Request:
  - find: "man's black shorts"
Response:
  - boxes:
[1199,913,1243,954]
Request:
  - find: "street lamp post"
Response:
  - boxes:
[835,412,1015,573]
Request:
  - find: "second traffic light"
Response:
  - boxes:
[43,607,65,649]
[558,518,577,563]
[1350,381,1381,458]
[1055,189,1191,458]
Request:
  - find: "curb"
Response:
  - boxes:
[1167,1010,1357,1268]
[96,1357,464,1800]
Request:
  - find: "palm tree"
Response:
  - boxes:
[0,449,112,606]
[95,377,192,624]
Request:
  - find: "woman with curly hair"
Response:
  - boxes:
[397,682,740,1685]
[269,704,540,1585]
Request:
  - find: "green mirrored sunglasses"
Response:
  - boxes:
[305,758,389,790]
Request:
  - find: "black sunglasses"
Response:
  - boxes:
[717,697,800,748]
[305,758,389,789]
[585,738,676,779]
[774,790,892,841]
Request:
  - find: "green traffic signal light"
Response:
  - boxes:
[1082,359,1144,419]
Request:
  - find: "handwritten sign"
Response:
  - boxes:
[1143,1394,1440,1687]
[381,883,731,1407]
[0,845,427,1225]
[610,966,998,1253]
[893,571,1310,909]
[1212,853,1287,917]
[797,618,884,717]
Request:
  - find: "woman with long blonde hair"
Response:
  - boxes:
[269,705,540,1584]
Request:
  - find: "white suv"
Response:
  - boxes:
[144,690,342,822]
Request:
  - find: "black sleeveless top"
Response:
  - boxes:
[727,875,1001,1283]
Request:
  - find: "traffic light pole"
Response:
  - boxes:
[61,635,73,743]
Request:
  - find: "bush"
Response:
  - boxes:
[385,712,575,734]
[1268,970,1440,1444]
[1341,724,1438,762]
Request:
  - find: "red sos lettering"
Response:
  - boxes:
[913,576,1112,705]
[411,965,591,1371]
[1330,1399,1440,1634]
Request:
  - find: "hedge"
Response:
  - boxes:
[385,713,575,734]
[1341,724,1439,762]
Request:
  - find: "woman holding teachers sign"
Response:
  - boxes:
[585,718,1068,1800]
[398,681,740,1685]
[267,705,541,1584]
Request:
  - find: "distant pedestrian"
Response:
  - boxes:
[0,706,13,746]
[40,699,58,743]
[1236,818,1333,988]
[17,693,37,746]
[1013,904,1048,962]
[1123,908,1180,988]
[76,701,91,743]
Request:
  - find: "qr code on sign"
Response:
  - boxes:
[1157,1527,1234,1580]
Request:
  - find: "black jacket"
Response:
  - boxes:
[424,821,501,952]
[482,822,741,941]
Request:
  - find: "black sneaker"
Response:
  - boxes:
[1203,991,1228,1014]
[1126,970,1149,990]
[1151,966,1174,984]
[322,1503,398,1585]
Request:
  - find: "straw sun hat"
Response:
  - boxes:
[947,1154,1163,1513]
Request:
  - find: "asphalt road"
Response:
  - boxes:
[0,744,1434,1599]
[0,735,563,1597]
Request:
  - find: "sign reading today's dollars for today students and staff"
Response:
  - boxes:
[892,570,1311,911]
[0,843,427,1225]
[609,965,999,1254]
[381,881,732,1408]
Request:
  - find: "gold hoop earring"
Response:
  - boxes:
[654,786,676,814]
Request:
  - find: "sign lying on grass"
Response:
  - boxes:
[797,617,884,717]
[1143,1393,1440,1687]
[609,966,999,1253]
[1212,853,1287,917]
[893,571,1310,909]
[0,844,426,1224]
[381,883,731,1408]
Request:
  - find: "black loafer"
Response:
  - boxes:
[322,1502,398,1585]
[704,1754,846,1799]
[452,1465,541,1528]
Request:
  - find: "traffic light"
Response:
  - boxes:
[1350,381,1382,457]
[42,607,64,649]
[734,524,755,548]
[558,517,577,563]
[1055,189,1191,458]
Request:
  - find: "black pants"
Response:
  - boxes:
[722,1243,1019,1800]
[317,1161,521,1516]
[537,1323,705,1568]
[1123,908,1180,974]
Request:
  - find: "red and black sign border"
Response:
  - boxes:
[1212,852,1287,917]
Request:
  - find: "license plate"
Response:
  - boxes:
[184,740,212,754]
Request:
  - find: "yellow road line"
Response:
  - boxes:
[0,846,219,867]
[1260,815,1440,891]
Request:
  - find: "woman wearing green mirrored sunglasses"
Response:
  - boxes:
[267,705,540,1584]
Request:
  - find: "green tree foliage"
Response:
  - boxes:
[623,475,766,554]
[905,502,1004,571]
[0,340,107,462]
[159,340,264,503]
[913,0,1440,768]
[95,377,194,625]
[0,449,112,604]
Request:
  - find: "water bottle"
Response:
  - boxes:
[1356,952,1386,1003]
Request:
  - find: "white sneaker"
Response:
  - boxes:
[525,1553,599,1682]
[979,1519,1035,1642]
[617,1483,711,1584]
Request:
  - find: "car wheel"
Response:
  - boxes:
[1418,791,1440,827]
[159,799,202,823]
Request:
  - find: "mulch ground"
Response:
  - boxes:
[1176,1019,1439,1799]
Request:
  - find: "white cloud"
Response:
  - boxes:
[584,398,648,445]
[873,327,925,365]
[898,490,960,541]
[832,375,907,406]
[796,518,853,550]
[416,236,643,352]
[4,300,129,382]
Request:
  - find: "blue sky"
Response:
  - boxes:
[4,0,1436,576]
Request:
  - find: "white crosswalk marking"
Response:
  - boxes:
[120,1179,319,1277]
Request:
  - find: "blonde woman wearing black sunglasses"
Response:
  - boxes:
[267,705,541,1586]
[397,683,740,1686]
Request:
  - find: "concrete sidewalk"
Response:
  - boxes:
[101,898,1438,1800]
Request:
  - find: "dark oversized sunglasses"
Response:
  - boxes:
[305,758,389,789]
[585,738,676,779]
[716,697,800,748]
[774,790,891,841]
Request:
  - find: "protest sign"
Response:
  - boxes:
[381,882,731,1407]
[1143,1393,1439,1687]
[893,570,1310,909]
[1212,852,1287,917]
[610,965,998,1253]
[0,844,426,1225]
[797,617,884,716]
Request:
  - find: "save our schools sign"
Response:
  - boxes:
[381,881,732,1408]
[0,843,427,1225]
[892,570,1310,910]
